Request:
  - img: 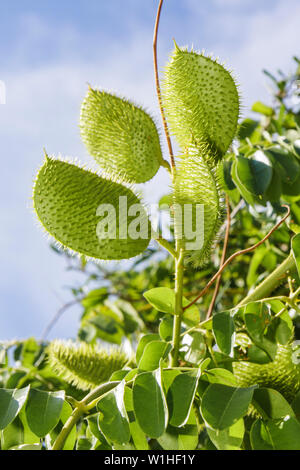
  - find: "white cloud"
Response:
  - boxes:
[0,15,170,340]
[1,1,300,339]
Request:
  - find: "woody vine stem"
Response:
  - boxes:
[153,0,185,366]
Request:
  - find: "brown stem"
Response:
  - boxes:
[206,195,231,319]
[153,0,176,171]
[183,205,290,311]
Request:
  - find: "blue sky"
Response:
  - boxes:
[1,0,300,341]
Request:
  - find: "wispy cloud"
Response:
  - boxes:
[1,1,299,339]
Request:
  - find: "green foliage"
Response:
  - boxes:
[47,340,128,391]
[80,88,164,183]
[25,389,65,437]
[97,381,130,445]
[200,384,257,430]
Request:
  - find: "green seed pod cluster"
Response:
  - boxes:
[33,156,150,260]
[172,147,223,267]
[47,340,129,391]
[233,344,300,402]
[80,87,164,183]
[162,44,240,163]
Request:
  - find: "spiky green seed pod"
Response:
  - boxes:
[162,45,240,163]
[80,87,164,183]
[33,156,151,260]
[47,340,129,391]
[173,147,223,267]
[233,345,300,402]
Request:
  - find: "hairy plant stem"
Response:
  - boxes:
[171,247,184,367]
[52,381,120,450]
[237,254,296,306]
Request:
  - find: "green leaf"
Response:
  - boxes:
[244,305,270,343]
[234,153,273,197]
[265,416,300,450]
[20,338,40,368]
[246,246,268,287]
[242,301,277,360]
[159,316,174,342]
[110,299,145,333]
[231,159,257,206]
[25,389,64,437]
[76,437,94,450]
[143,287,175,314]
[81,288,108,308]
[203,368,238,387]
[207,418,245,450]
[252,388,295,420]
[86,415,111,450]
[200,384,256,430]
[291,390,300,421]
[97,381,130,445]
[80,88,163,184]
[138,341,171,371]
[168,369,201,427]
[250,419,274,450]
[136,334,160,364]
[212,311,235,356]
[143,288,199,325]
[274,313,293,345]
[157,408,198,451]
[0,387,30,430]
[46,401,76,450]
[252,101,274,116]
[124,386,149,450]
[0,410,40,450]
[33,157,150,261]
[182,331,207,364]
[292,233,300,277]
[265,148,300,185]
[220,160,236,191]
[238,118,260,141]
[133,368,168,438]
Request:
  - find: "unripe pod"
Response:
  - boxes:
[162,45,240,163]
[48,340,128,391]
[80,88,164,183]
[173,147,223,267]
[33,156,151,260]
[233,344,300,402]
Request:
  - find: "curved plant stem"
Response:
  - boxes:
[237,253,296,306]
[206,195,231,319]
[171,247,184,366]
[41,299,83,341]
[153,0,175,172]
[52,381,120,450]
[155,236,176,258]
[183,205,291,311]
